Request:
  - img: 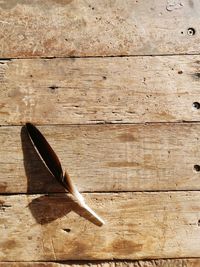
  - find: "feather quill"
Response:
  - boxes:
[26,122,105,226]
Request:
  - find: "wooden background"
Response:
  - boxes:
[1,0,200,266]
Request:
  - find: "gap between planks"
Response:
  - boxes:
[2,190,200,197]
[3,52,200,60]
[1,259,200,267]
[2,121,200,127]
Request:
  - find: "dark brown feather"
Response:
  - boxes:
[26,123,65,187]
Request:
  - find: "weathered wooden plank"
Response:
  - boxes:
[0,192,200,260]
[1,259,200,267]
[1,56,200,125]
[0,0,200,57]
[1,123,200,193]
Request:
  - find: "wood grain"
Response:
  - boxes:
[1,56,200,125]
[1,0,200,264]
[0,0,200,57]
[1,259,200,267]
[2,123,200,193]
[0,192,200,261]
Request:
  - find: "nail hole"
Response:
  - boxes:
[187,28,195,36]
[194,165,200,172]
[198,220,200,226]
[49,85,59,91]
[194,73,200,79]
[193,102,200,109]
[102,76,107,80]
[62,228,71,233]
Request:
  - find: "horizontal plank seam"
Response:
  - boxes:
[1,52,200,60]
[2,121,200,127]
[1,190,200,196]
[2,256,200,263]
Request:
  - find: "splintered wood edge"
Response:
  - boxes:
[0,259,200,266]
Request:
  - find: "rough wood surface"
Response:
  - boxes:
[1,123,200,193]
[1,56,200,125]
[2,0,200,264]
[0,192,200,261]
[1,259,200,267]
[0,0,200,57]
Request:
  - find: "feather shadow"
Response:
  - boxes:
[29,194,103,226]
[21,125,102,226]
